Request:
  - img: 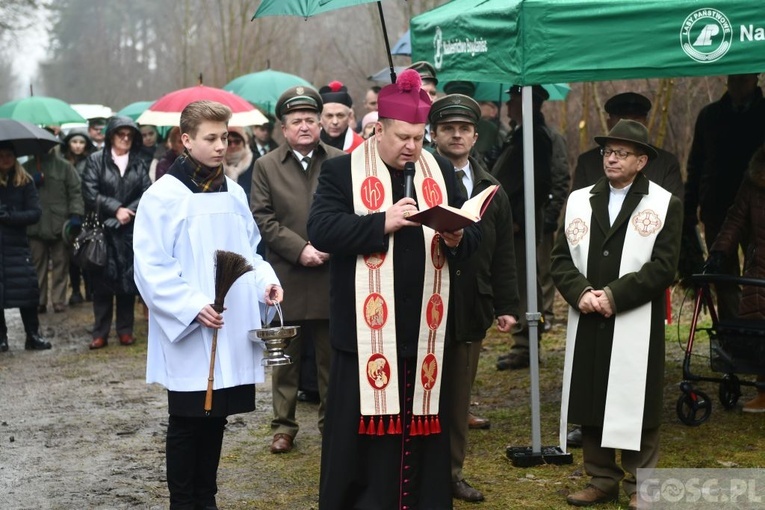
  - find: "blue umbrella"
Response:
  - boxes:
[391,29,410,56]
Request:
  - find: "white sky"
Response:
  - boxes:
[11,8,50,97]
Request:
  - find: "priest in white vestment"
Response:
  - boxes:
[551,120,681,510]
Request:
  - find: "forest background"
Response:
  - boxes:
[0,0,742,178]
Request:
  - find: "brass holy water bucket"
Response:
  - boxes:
[248,301,298,366]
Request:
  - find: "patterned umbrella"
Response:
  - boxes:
[0,96,87,126]
[137,85,268,127]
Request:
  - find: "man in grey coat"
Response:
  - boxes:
[251,85,344,454]
[430,93,520,503]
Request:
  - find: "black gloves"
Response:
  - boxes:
[69,214,82,229]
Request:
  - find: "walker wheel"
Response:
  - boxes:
[718,374,741,410]
[676,389,712,426]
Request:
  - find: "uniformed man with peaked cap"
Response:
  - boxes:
[430,93,521,503]
[252,84,344,455]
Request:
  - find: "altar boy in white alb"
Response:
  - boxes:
[133,100,282,510]
[551,120,681,510]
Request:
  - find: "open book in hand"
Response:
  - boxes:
[408,184,499,232]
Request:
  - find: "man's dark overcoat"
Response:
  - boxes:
[307,151,480,510]
[551,172,682,429]
[448,157,520,343]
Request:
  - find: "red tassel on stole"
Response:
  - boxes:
[432,415,442,433]
[366,416,376,435]
[376,416,385,435]
[358,416,366,434]
[423,416,431,436]
[395,415,403,434]
[387,415,396,435]
[409,416,419,436]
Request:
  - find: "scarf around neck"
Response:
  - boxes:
[180,151,225,192]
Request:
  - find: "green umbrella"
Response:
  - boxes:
[116,101,154,122]
[253,0,398,83]
[411,0,765,85]
[223,70,312,117]
[254,0,376,18]
[0,96,87,126]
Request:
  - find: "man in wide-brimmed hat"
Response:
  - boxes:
[551,119,682,510]
[572,92,683,200]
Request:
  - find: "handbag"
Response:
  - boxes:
[73,203,107,271]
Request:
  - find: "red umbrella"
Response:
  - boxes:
[136,85,269,127]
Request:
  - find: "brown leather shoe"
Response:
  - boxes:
[118,334,136,346]
[452,479,484,502]
[566,485,617,507]
[468,412,491,430]
[270,433,293,454]
[628,492,638,510]
[89,337,107,350]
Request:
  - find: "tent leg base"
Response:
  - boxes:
[506,445,573,467]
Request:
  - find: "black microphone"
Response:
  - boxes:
[404,162,415,199]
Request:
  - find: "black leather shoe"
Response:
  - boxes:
[0,336,8,352]
[25,333,52,350]
[37,304,47,314]
[567,426,583,448]
[497,349,530,370]
[297,390,320,403]
[452,479,484,502]
[68,292,84,305]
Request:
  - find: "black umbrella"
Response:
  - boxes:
[0,119,60,157]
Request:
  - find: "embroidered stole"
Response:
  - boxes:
[559,181,671,451]
[350,138,450,436]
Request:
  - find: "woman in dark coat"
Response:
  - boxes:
[709,142,765,412]
[81,117,151,350]
[62,129,94,305]
[0,142,51,351]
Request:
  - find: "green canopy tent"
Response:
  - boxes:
[412,0,765,84]
[412,0,765,465]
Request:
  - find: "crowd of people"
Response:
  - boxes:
[2,63,763,510]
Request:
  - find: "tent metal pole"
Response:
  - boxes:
[521,85,543,454]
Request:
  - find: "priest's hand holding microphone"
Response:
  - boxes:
[383,162,463,248]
